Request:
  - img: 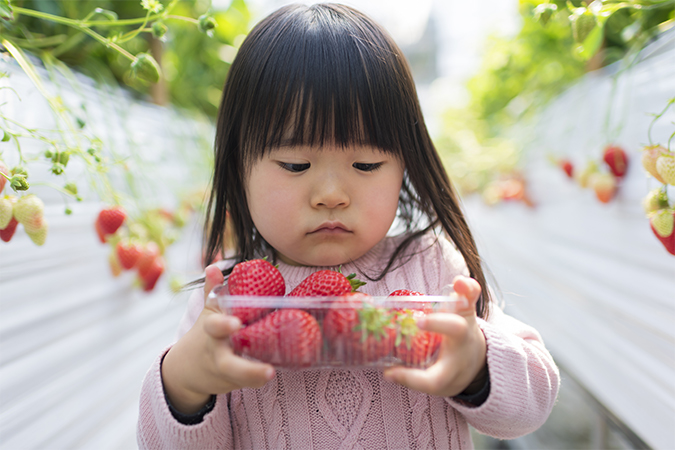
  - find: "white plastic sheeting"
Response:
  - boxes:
[0,59,208,449]
[463,30,675,449]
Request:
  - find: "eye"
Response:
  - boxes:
[353,162,383,172]
[278,162,310,173]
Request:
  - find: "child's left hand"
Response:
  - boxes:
[383,275,488,398]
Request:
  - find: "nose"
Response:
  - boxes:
[311,174,350,209]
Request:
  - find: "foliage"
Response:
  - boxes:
[1,0,251,116]
[438,0,675,199]
[0,0,251,290]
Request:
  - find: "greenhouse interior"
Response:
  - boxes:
[0,0,674,449]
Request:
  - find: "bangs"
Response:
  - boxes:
[227,4,419,165]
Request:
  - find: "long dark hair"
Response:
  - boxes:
[202,3,492,318]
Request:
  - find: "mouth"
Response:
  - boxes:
[309,221,351,234]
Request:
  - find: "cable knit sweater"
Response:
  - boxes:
[137,232,559,449]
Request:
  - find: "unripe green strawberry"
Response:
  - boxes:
[650,209,674,238]
[641,145,667,183]
[655,153,675,186]
[25,221,48,246]
[130,53,161,84]
[0,195,15,229]
[13,194,45,232]
[576,160,599,188]
[589,172,616,204]
[642,189,670,214]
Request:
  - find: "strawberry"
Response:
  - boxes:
[13,194,44,232]
[388,289,424,297]
[288,269,365,297]
[0,160,9,192]
[227,259,285,325]
[641,145,667,183]
[0,217,18,242]
[650,209,674,238]
[137,242,161,277]
[576,161,599,188]
[649,210,675,255]
[95,206,126,238]
[656,153,675,186]
[323,293,396,365]
[109,250,123,277]
[0,195,14,229]
[642,188,670,214]
[590,172,617,203]
[140,255,165,291]
[25,221,48,246]
[116,240,142,270]
[231,309,322,367]
[602,145,629,178]
[560,159,574,178]
[95,220,107,243]
[394,308,441,367]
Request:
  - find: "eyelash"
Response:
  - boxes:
[278,162,384,173]
[353,162,383,172]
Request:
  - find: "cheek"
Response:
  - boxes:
[247,172,300,234]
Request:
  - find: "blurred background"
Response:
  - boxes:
[0,0,674,448]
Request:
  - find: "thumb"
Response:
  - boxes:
[204,264,225,304]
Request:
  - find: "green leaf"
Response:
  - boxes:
[576,23,604,60]
[0,0,13,21]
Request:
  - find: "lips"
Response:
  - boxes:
[309,221,351,234]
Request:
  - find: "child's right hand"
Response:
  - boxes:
[161,264,276,414]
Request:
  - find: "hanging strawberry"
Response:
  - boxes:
[649,209,675,255]
[655,152,675,185]
[602,145,629,178]
[641,145,667,183]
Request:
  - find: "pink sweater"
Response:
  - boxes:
[137,232,559,449]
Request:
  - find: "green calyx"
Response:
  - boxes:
[353,303,394,342]
[345,273,367,292]
[394,309,419,349]
[198,14,217,35]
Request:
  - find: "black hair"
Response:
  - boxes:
[202,3,492,317]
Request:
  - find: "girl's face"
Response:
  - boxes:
[246,144,404,266]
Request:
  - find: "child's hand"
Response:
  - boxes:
[383,275,487,398]
[161,264,276,414]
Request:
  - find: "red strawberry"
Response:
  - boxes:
[95,206,126,237]
[231,309,322,367]
[95,220,106,243]
[137,242,161,276]
[116,240,142,270]
[388,289,424,297]
[288,269,365,297]
[650,210,675,255]
[323,293,396,365]
[394,308,441,367]
[227,259,285,325]
[0,160,9,192]
[0,217,18,242]
[560,159,574,178]
[140,255,165,291]
[602,145,629,178]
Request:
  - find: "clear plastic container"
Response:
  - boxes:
[208,284,462,370]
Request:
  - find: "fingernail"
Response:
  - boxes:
[228,317,242,329]
[265,367,275,380]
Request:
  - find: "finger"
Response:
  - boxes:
[204,313,242,339]
[204,264,225,303]
[418,313,469,340]
[383,360,451,396]
[222,357,276,389]
[452,276,482,316]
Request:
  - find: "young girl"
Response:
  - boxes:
[138,3,559,448]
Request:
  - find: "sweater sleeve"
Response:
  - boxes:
[137,346,234,449]
[446,306,560,440]
[137,275,236,449]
